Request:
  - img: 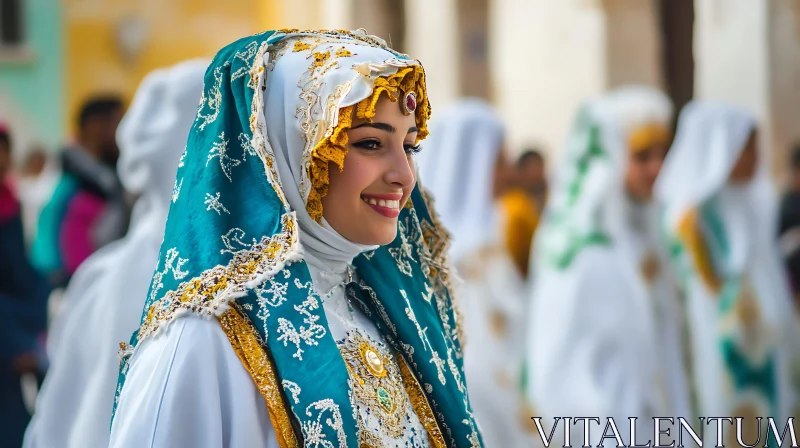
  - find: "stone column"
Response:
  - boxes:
[767,0,800,180]
[694,0,800,180]
[490,0,609,158]
[405,0,460,110]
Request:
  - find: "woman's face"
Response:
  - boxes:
[323,93,419,246]
[624,143,668,202]
[729,130,758,184]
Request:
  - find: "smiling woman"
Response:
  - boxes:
[109,29,482,448]
[324,95,420,245]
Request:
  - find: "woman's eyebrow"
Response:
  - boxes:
[351,122,396,133]
[408,126,418,134]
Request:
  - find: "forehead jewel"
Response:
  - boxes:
[403,91,417,116]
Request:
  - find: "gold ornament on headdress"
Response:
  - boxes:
[628,122,671,153]
[307,65,431,222]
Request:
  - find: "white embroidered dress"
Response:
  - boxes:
[109,246,430,448]
[24,60,208,448]
[111,32,433,448]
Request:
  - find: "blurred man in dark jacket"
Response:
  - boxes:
[0,124,50,448]
[779,144,800,302]
[31,96,128,288]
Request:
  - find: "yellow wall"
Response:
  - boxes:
[64,0,287,137]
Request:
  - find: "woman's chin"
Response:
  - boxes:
[351,224,398,247]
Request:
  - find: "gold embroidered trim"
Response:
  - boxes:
[138,214,298,342]
[306,64,432,222]
[278,29,394,53]
[355,65,431,143]
[292,41,312,52]
[306,104,354,222]
[677,208,721,294]
[219,308,300,448]
[396,354,447,448]
[628,122,670,153]
[340,332,409,439]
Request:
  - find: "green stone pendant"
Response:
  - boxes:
[377,387,393,412]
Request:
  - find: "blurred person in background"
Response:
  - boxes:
[31,96,128,288]
[0,124,50,448]
[17,147,60,247]
[417,99,535,447]
[656,102,799,444]
[500,150,547,279]
[516,148,547,209]
[778,144,800,301]
[24,60,207,448]
[524,86,691,445]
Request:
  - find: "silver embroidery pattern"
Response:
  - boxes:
[149,248,189,303]
[178,146,187,168]
[276,282,327,360]
[388,221,414,276]
[204,192,230,215]
[282,380,302,405]
[301,399,348,448]
[196,62,227,131]
[207,132,241,182]
[358,282,397,336]
[171,178,182,203]
[238,132,257,161]
[254,276,290,337]
[401,289,447,386]
[232,41,260,81]
[221,228,257,255]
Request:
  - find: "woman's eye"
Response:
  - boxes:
[404,144,423,155]
[353,139,381,150]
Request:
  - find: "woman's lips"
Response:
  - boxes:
[361,193,402,218]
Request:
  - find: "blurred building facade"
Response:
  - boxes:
[0,0,798,177]
[0,0,63,155]
[492,0,800,180]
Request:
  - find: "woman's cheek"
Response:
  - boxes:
[350,155,380,192]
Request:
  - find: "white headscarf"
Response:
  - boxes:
[262,35,424,266]
[526,86,677,431]
[654,101,797,422]
[655,101,783,297]
[24,59,208,448]
[656,101,766,234]
[415,99,505,263]
[535,86,672,265]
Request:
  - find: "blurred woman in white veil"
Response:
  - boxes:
[417,99,533,447]
[524,86,691,445]
[23,59,208,448]
[656,101,799,443]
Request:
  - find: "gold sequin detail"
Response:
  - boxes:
[359,342,387,377]
[219,308,300,448]
[311,50,330,67]
[137,215,297,341]
[629,122,671,153]
[677,208,721,294]
[306,63,431,222]
[396,354,447,448]
[306,104,353,222]
[640,251,660,284]
[292,41,312,52]
[339,332,408,439]
[282,31,431,224]
[355,65,431,143]
[735,284,761,327]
